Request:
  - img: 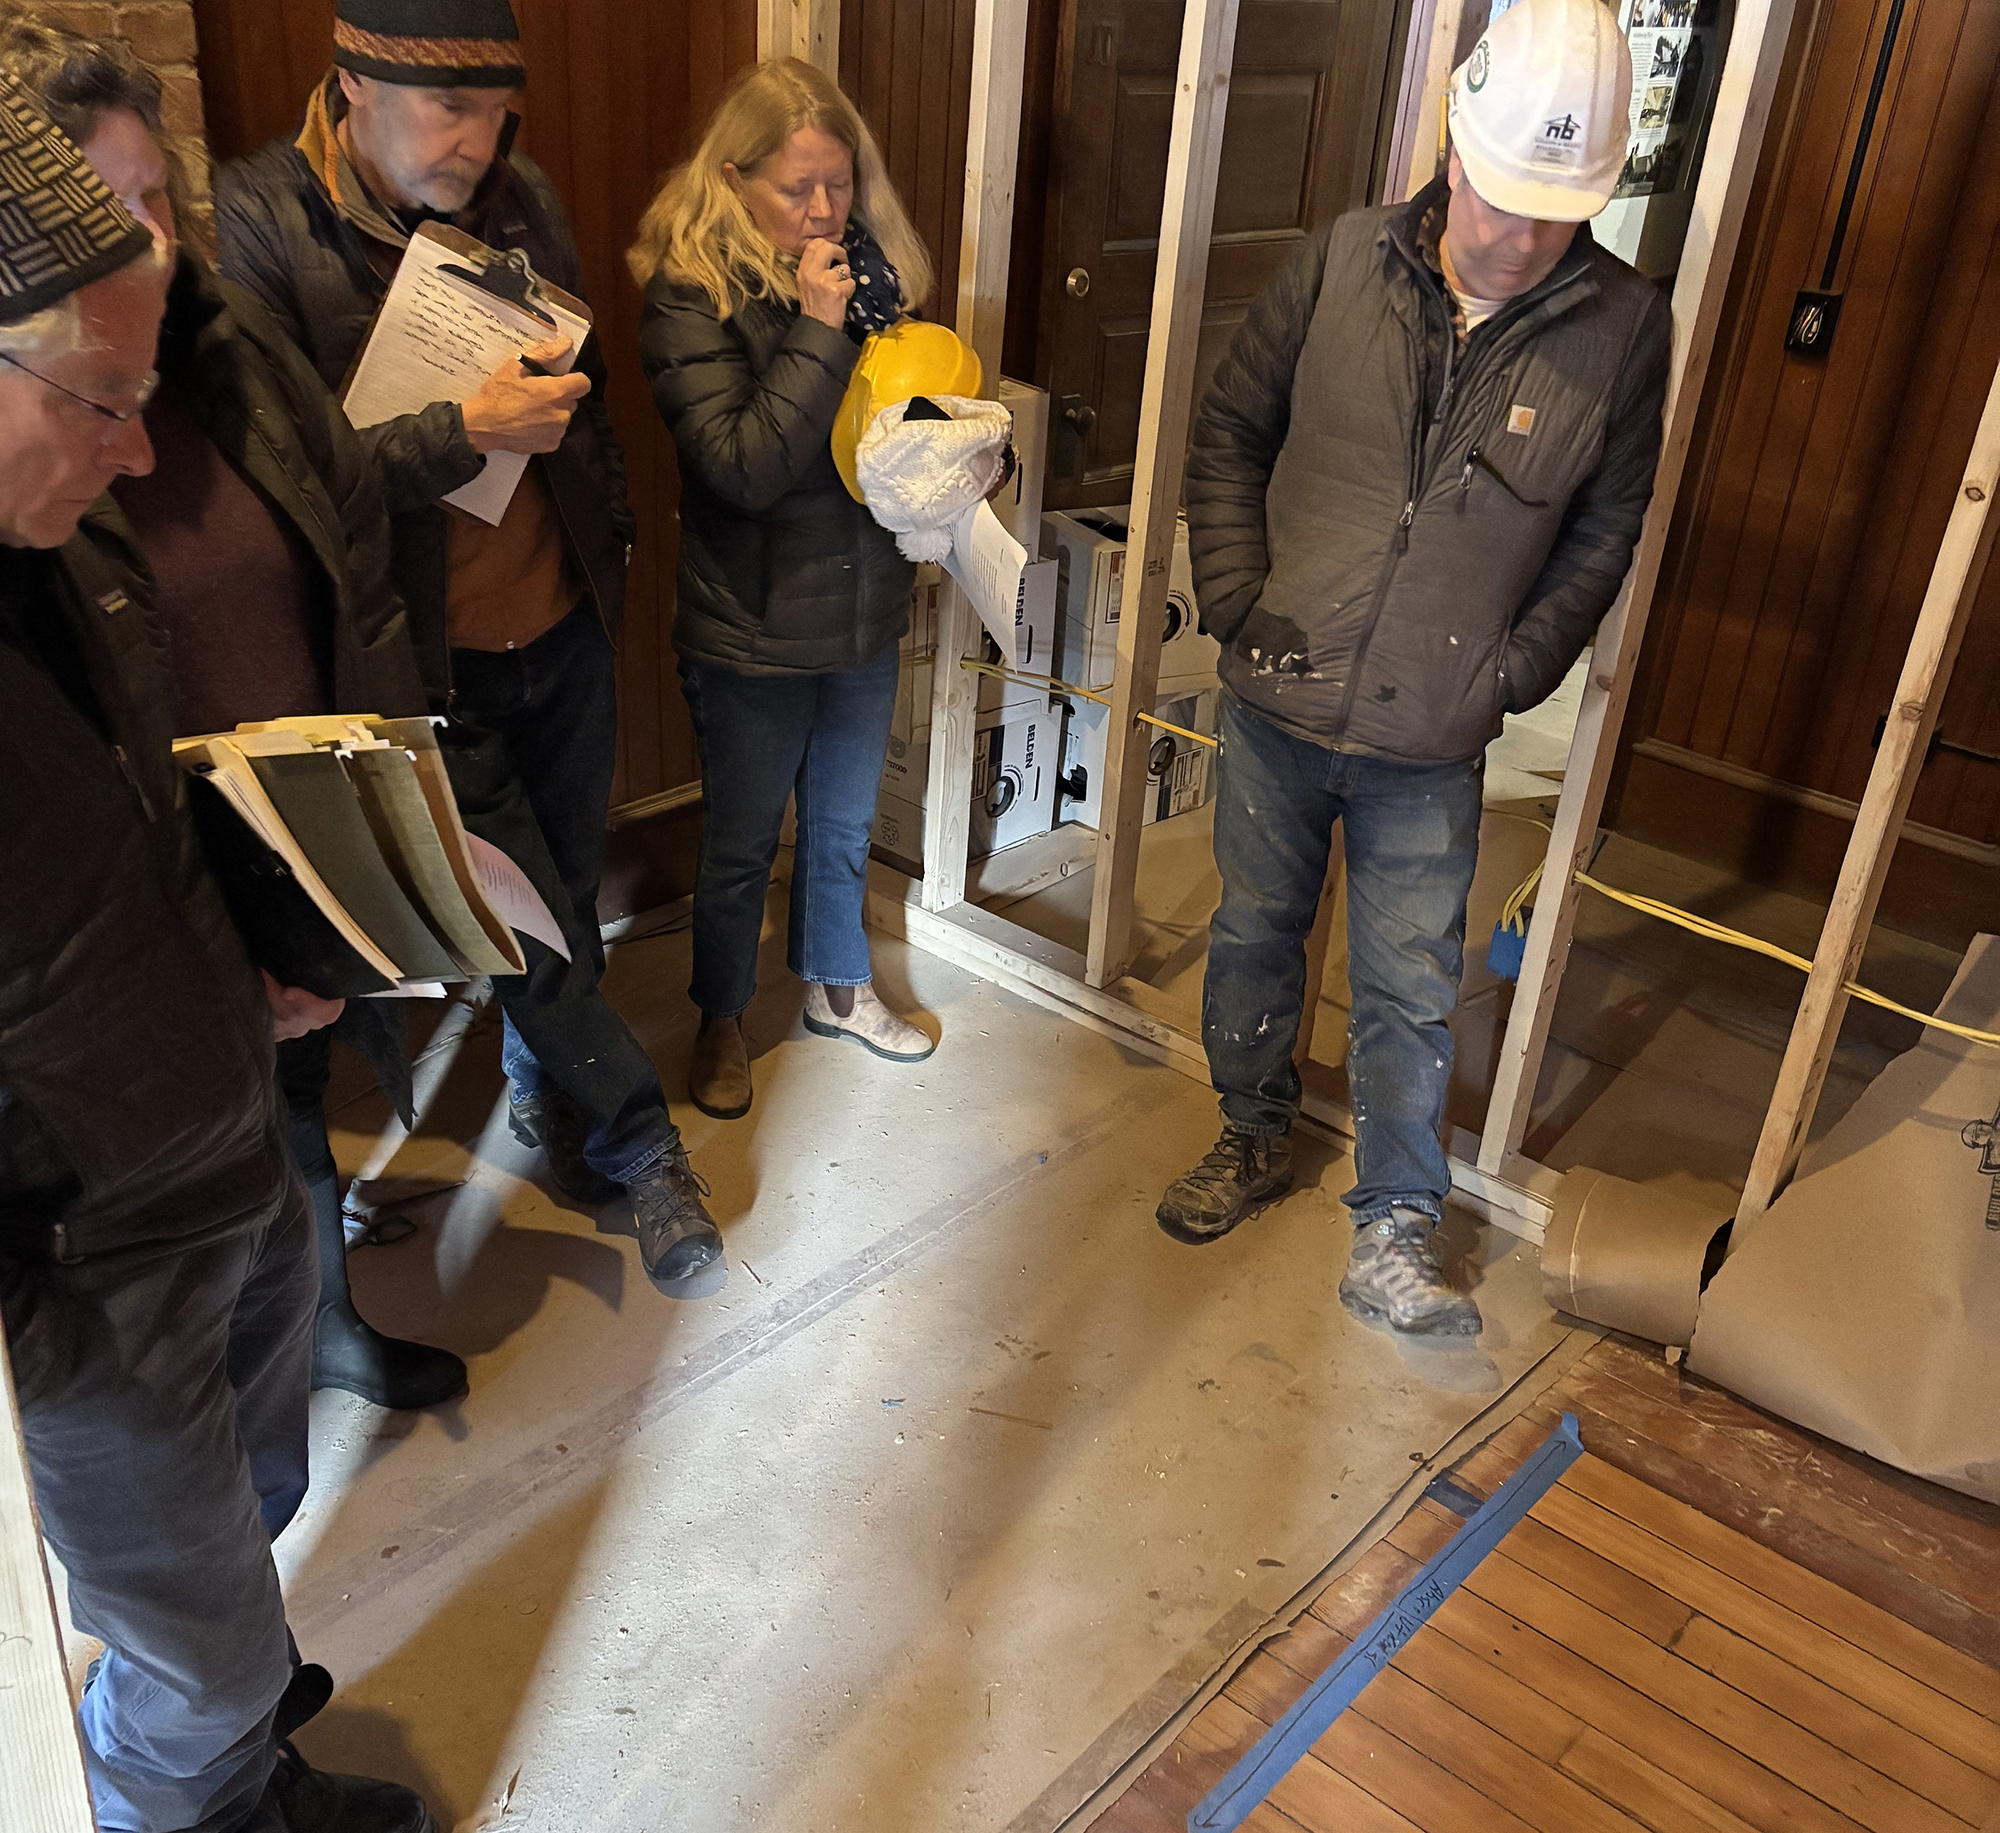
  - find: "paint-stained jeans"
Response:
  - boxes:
[1203,691,1483,1224]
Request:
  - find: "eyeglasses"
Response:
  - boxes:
[0,349,158,425]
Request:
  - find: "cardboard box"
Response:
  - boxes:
[899,554,1055,747]
[1056,687,1218,830]
[1042,506,1220,695]
[971,707,1059,854]
[874,705,1058,865]
[871,787,925,869]
[994,378,1048,550]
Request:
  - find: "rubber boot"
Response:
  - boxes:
[301,1153,467,1410]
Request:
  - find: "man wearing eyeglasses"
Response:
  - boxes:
[0,73,439,1833]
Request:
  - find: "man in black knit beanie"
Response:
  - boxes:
[218,0,725,1290]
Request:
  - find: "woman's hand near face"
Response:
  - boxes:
[798,236,855,330]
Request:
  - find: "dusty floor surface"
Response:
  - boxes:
[281,914,1575,1833]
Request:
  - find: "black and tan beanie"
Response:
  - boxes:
[334,0,525,90]
[0,70,150,324]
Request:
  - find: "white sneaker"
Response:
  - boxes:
[803,982,937,1062]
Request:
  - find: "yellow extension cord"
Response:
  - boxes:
[1491,813,2000,1050]
[957,657,1221,749]
[944,660,1999,1048]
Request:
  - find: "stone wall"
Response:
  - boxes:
[35,1,209,224]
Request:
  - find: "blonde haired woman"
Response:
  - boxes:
[634,59,938,1121]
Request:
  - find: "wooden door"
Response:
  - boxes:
[1037,0,1405,509]
[1612,0,2000,936]
[191,0,759,905]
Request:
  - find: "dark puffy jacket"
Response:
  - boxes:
[213,103,635,701]
[0,524,288,1268]
[154,250,427,720]
[1187,179,1671,764]
[639,275,912,674]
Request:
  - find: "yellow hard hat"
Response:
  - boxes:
[832,321,984,502]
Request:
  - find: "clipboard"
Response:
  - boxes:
[342,222,594,526]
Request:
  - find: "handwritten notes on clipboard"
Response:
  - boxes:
[342,223,594,526]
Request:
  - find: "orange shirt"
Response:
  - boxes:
[446,462,583,653]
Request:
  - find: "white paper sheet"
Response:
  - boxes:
[465,834,571,961]
[941,498,1030,659]
[342,225,593,526]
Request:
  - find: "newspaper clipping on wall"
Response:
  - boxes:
[1614,0,1718,198]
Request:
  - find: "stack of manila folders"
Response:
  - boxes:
[174,715,566,999]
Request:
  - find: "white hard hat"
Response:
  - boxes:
[1447,0,1633,221]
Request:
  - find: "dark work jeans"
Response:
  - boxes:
[1204,691,1483,1225]
[680,643,900,1018]
[445,601,681,1183]
[6,1180,315,1831]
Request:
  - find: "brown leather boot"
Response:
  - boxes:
[689,1012,752,1119]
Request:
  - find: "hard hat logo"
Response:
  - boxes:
[1446,0,1633,223]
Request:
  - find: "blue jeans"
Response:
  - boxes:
[1204,692,1483,1224]
[6,1179,315,1831]
[445,602,681,1183]
[680,643,900,1017]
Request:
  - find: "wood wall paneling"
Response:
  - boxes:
[1625,0,2000,869]
[191,0,760,820]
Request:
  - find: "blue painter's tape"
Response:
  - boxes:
[1187,1413,1586,1833]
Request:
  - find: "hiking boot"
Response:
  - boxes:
[1338,1209,1483,1337]
[803,982,936,1062]
[689,1012,753,1119]
[1156,1127,1294,1245]
[631,1146,723,1283]
[508,1089,621,1206]
[238,1741,439,1832]
[312,1299,467,1411]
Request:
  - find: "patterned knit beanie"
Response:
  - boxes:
[0,71,150,323]
[334,0,525,89]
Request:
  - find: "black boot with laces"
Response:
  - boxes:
[1155,1127,1294,1244]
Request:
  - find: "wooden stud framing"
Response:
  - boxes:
[756,0,840,74]
[1,1339,94,1833]
[1731,357,2000,1238]
[1477,0,1803,1180]
[1083,0,1241,987]
[920,0,1032,914]
[1386,0,1467,202]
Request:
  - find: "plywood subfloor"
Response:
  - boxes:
[1090,1335,2000,1833]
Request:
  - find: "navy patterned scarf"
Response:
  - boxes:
[841,218,903,343]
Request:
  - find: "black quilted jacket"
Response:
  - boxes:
[639,274,912,675]
[1186,179,1671,763]
[214,103,635,702]
[0,524,288,1269]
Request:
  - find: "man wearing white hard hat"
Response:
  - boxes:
[1158,0,1671,1337]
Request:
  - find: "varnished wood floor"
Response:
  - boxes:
[1090,1334,2000,1833]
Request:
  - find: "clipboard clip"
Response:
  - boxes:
[437,245,558,334]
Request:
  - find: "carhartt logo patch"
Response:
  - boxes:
[1507,404,1537,436]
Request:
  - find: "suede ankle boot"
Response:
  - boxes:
[689,1013,752,1119]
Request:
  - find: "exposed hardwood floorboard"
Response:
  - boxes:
[1088,1333,2000,1833]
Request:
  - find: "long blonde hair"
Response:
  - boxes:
[628,58,931,319]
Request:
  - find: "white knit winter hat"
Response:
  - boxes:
[853,395,1013,564]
